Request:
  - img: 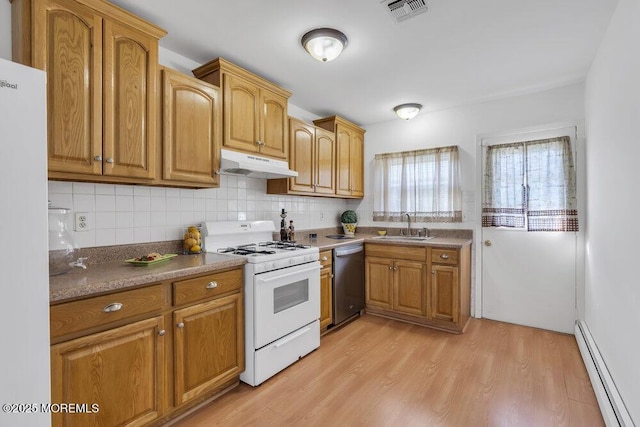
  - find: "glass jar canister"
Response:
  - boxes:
[48,204,77,275]
[183,225,203,254]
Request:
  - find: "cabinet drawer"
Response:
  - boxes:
[431,248,459,265]
[319,250,332,268]
[365,244,426,261]
[174,268,243,306]
[50,285,168,339]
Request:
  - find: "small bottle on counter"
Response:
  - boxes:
[288,220,295,241]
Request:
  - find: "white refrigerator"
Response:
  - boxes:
[0,58,51,426]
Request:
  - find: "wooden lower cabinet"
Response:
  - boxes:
[430,264,459,323]
[365,256,426,317]
[319,250,333,330]
[365,243,471,333]
[50,316,166,427]
[173,292,244,406]
[365,257,393,309]
[393,260,427,317]
[49,266,244,426]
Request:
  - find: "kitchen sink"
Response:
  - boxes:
[371,235,435,242]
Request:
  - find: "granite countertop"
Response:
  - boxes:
[50,227,472,304]
[49,253,246,303]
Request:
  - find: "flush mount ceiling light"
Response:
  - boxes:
[301,28,348,62]
[394,103,422,120]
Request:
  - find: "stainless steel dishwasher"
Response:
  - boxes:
[333,243,365,326]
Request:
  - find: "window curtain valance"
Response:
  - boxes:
[373,145,462,222]
[482,136,578,232]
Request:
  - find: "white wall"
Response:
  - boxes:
[350,83,586,232]
[584,0,640,421]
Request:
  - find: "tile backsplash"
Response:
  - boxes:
[48,176,347,249]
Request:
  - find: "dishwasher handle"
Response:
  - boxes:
[335,245,363,257]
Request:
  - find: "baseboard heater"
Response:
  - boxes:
[575,321,635,426]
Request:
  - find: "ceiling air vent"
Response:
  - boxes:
[383,0,428,23]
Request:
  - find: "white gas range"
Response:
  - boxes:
[202,221,320,386]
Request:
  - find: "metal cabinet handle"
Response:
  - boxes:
[256,141,265,146]
[440,254,450,259]
[432,270,435,274]
[158,329,166,336]
[393,267,398,271]
[94,155,102,162]
[206,281,218,289]
[177,322,184,329]
[105,157,114,164]
[103,302,123,313]
[484,240,492,247]
[388,266,392,270]
[321,256,328,262]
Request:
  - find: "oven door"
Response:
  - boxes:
[254,261,320,349]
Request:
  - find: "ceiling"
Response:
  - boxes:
[110,0,617,126]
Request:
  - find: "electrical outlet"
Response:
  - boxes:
[75,212,90,232]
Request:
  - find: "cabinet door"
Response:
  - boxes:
[365,257,393,309]
[288,119,315,193]
[174,292,244,406]
[162,69,221,185]
[34,0,103,175]
[335,125,352,196]
[393,260,427,317]
[430,265,460,323]
[260,91,288,159]
[320,265,333,329]
[315,127,336,195]
[350,130,364,197]
[50,316,166,427]
[222,73,260,153]
[103,20,158,179]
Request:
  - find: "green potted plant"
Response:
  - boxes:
[340,210,358,236]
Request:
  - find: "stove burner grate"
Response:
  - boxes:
[258,241,311,250]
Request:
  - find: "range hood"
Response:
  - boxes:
[219,149,298,179]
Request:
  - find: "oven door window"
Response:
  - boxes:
[254,262,321,349]
[274,280,309,314]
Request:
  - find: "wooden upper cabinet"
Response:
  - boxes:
[314,116,365,198]
[288,119,315,193]
[267,117,336,196]
[223,73,260,153]
[260,91,288,158]
[103,20,158,179]
[193,58,291,160]
[161,67,221,186]
[11,0,166,182]
[315,127,337,195]
[32,0,103,175]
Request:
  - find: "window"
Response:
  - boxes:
[482,136,578,232]
[373,145,462,222]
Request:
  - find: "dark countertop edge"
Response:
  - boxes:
[50,256,246,304]
[305,234,473,251]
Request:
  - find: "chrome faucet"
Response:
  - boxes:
[402,212,411,236]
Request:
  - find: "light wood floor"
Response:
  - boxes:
[173,315,604,426]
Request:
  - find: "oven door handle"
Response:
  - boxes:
[274,326,312,348]
[258,264,320,283]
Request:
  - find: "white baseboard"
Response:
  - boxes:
[575,321,635,427]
